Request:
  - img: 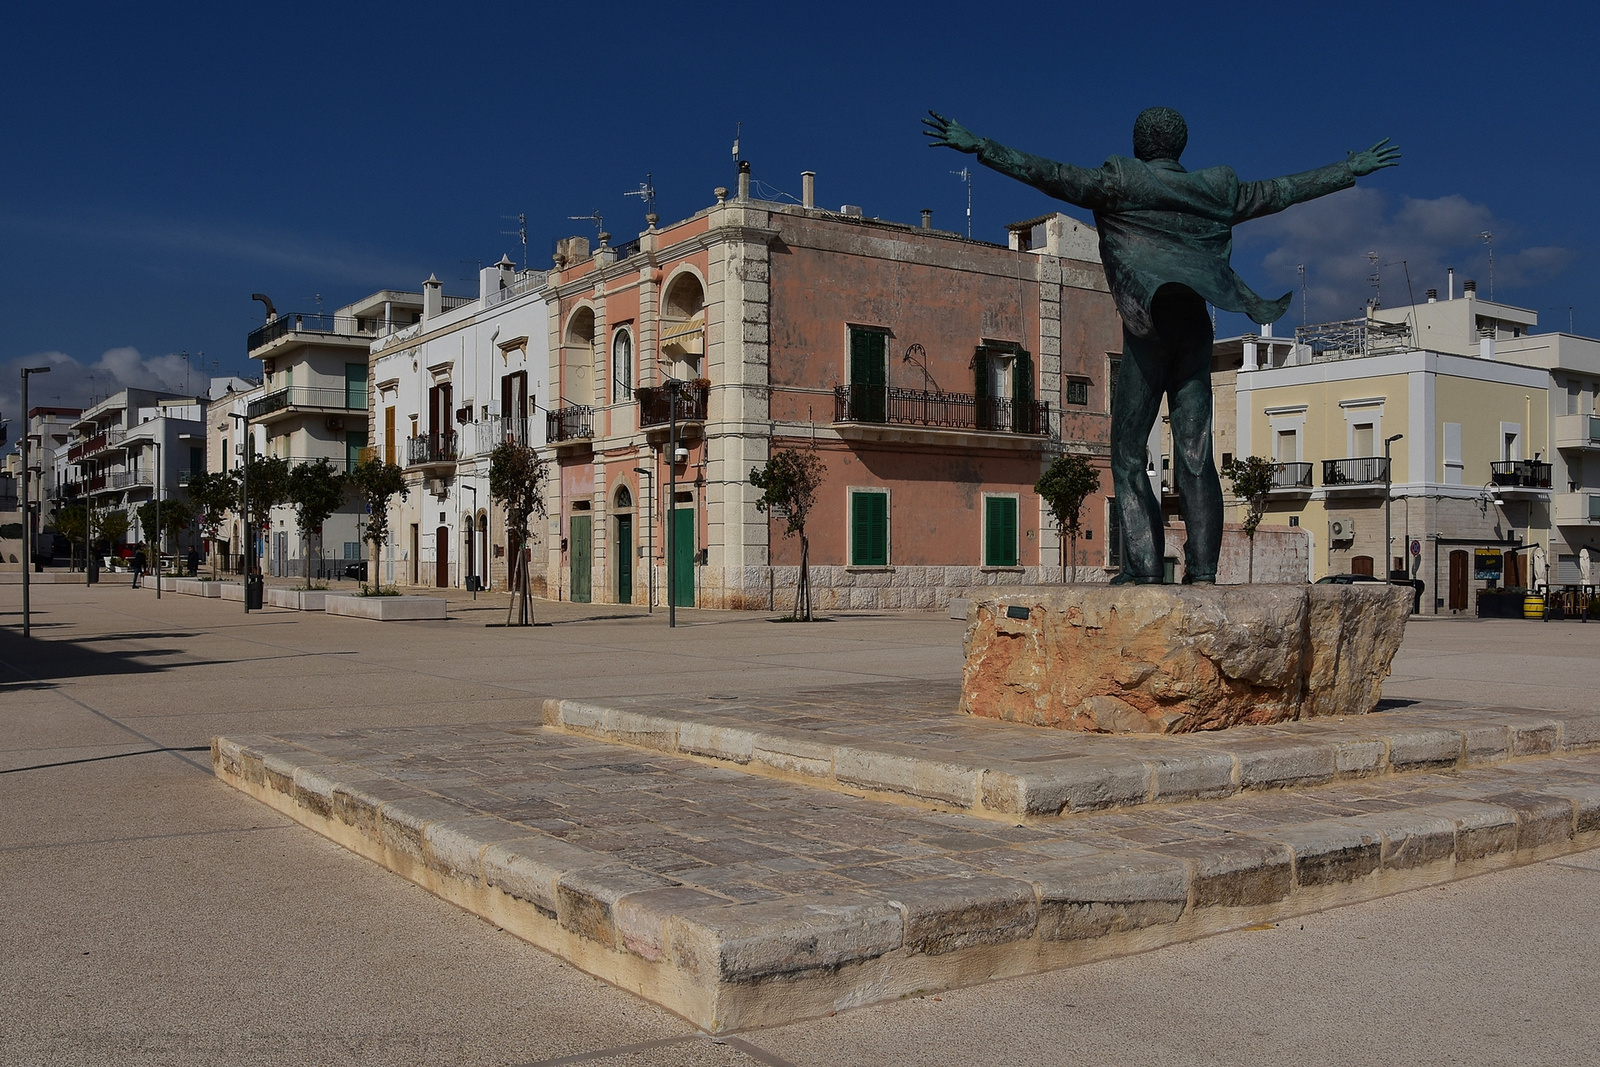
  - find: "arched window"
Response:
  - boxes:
[661,273,706,382]
[612,327,633,401]
[615,484,633,509]
[563,306,595,406]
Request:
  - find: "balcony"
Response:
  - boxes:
[1269,462,1314,491]
[638,381,710,430]
[67,427,125,462]
[1322,457,1390,491]
[1490,460,1553,491]
[546,405,595,443]
[406,432,458,468]
[832,385,1050,436]
[1554,492,1600,525]
[1556,414,1600,451]
[480,415,536,451]
[246,385,366,421]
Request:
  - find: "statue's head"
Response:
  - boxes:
[1132,107,1187,162]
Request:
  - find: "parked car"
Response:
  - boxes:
[343,561,368,581]
[1315,573,1388,585]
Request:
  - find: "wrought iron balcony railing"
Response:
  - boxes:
[246,385,365,420]
[637,382,709,429]
[1322,456,1390,486]
[833,385,1050,436]
[1490,460,1553,489]
[1270,462,1313,489]
[406,432,458,466]
[547,405,595,442]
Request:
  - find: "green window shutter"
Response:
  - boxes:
[973,347,990,429]
[850,329,887,422]
[1013,348,1033,431]
[985,497,1018,567]
[346,362,368,410]
[851,492,888,566]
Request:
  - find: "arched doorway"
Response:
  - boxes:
[614,484,634,605]
[1351,555,1374,576]
[463,514,477,589]
[564,306,596,407]
[477,509,490,590]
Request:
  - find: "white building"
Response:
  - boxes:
[246,291,428,577]
[68,388,206,558]
[369,256,550,590]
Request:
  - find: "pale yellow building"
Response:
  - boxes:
[1220,284,1554,612]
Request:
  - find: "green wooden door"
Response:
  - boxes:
[849,329,887,423]
[984,497,1018,567]
[569,515,592,603]
[616,514,633,604]
[671,507,695,607]
[345,362,368,410]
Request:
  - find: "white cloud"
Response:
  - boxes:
[2,347,211,439]
[1234,188,1572,323]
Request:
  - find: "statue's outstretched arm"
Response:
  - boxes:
[923,111,1107,211]
[1235,139,1400,222]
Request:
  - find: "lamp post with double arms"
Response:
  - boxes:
[633,465,654,613]
[20,365,50,637]
[152,437,161,598]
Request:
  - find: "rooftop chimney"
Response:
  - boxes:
[422,273,442,321]
[921,208,932,229]
[1426,288,1437,303]
[1448,267,1455,300]
[737,161,751,200]
[801,171,815,209]
[1464,279,1478,298]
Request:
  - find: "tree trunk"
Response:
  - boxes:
[796,533,810,621]
[1248,534,1255,583]
[1069,528,1078,585]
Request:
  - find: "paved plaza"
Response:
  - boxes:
[4,581,1600,1063]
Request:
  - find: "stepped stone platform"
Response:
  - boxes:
[215,684,1600,1032]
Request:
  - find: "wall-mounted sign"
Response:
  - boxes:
[1474,548,1503,580]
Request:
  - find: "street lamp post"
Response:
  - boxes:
[152,438,161,599]
[20,365,50,637]
[228,412,252,612]
[1384,433,1405,584]
[633,465,654,613]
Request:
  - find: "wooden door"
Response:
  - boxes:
[1504,551,1525,588]
[1351,555,1374,576]
[850,330,886,423]
[616,514,633,604]
[1449,550,1469,611]
[435,526,449,587]
[569,515,592,603]
[671,507,695,607]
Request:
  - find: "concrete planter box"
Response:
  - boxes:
[218,583,246,602]
[266,588,328,611]
[173,578,222,597]
[324,594,447,621]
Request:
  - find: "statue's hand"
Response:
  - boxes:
[923,111,981,154]
[1348,138,1401,176]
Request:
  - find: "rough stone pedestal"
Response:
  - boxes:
[960,584,1412,733]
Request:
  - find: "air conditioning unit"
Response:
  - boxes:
[325,416,345,432]
[428,478,446,497]
[1328,515,1356,542]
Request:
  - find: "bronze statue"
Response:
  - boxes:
[926,107,1399,583]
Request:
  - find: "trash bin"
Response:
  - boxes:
[245,573,264,610]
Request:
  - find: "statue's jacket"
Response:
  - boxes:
[976,141,1356,338]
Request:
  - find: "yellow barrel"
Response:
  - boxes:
[1523,594,1545,619]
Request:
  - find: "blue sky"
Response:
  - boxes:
[2,0,1596,420]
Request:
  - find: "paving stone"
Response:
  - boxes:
[614,886,736,961]
[1144,750,1237,801]
[883,874,1039,954]
[1151,838,1294,908]
[1346,810,1459,870]
[557,864,683,948]
[1017,852,1190,941]
[1260,820,1382,886]
[1386,728,1464,769]
[1509,720,1561,757]
[481,835,609,915]
[422,815,521,883]
[666,895,905,981]
[833,746,980,806]
[1429,801,1519,861]
[1480,791,1576,850]
[1232,739,1338,790]
[378,796,474,863]
[1332,737,1388,777]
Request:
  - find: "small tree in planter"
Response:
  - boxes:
[135,498,194,574]
[286,459,349,587]
[1035,453,1101,584]
[750,447,828,620]
[490,442,548,625]
[1221,454,1277,583]
[244,454,291,574]
[184,470,239,579]
[348,456,408,595]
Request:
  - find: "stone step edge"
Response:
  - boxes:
[213,733,1600,1034]
[541,698,1600,818]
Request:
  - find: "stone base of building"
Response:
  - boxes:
[960,584,1412,733]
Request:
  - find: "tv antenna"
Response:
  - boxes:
[501,213,528,269]
[951,167,972,239]
[1297,264,1308,327]
[569,211,605,244]
[1366,250,1381,309]
[624,173,657,223]
[1474,231,1494,299]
